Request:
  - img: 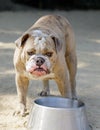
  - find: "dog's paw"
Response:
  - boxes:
[39,91,50,96]
[13,103,29,117]
[13,109,29,117]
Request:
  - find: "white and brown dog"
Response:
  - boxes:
[14,15,77,116]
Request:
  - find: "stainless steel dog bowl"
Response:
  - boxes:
[28,97,90,130]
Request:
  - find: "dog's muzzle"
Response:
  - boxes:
[26,55,51,77]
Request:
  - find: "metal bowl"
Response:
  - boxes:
[27,97,90,130]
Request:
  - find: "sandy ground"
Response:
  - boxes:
[0,10,100,130]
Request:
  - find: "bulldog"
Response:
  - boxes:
[14,15,77,116]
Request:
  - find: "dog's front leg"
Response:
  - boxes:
[15,73,29,116]
[55,76,72,98]
[66,51,77,99]
[55,61,72,98]
[40,80,50,96]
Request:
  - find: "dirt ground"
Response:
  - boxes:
[0,10,100,130]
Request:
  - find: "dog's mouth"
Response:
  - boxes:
[28,66,49,76]
[34,67,48,73]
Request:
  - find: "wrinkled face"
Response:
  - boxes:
[20,34,58,79]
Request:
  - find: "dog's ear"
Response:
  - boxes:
[15,33,30,48]
[51,36,62,52]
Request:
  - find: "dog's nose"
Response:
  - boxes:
[36,57,45,66]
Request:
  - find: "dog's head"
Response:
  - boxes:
[15,30,62,79]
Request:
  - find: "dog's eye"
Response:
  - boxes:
[27,51,35,56]
[45,52,53,57]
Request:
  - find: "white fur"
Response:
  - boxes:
[34,37,46,50]
[32,30,48,37]
[26,59,36,72]
[32,29,50,51]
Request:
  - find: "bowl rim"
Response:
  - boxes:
[33,96,85,110]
